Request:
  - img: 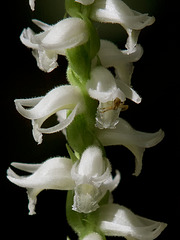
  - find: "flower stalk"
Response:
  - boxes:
[7,0,167,239]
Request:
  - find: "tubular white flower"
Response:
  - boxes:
[86,66,141,129]
[20,18,89,72]
[15,85,85,144]
[90,0,155,50]
[96,118,165,176]
[71,146,120,213]
[7,157,75,215]
[98,204,167,239]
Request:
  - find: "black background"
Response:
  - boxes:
[1,0,179,239]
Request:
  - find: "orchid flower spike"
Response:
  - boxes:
[71,146,120,213]
[98,204,167,239]
[96,118,165,176]
[14,85,85,144]
[7,157,75,215]
[86,66,141,129]
[20,18,89,72]
[90,0,155,50]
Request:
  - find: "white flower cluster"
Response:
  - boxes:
[7,0,167,239]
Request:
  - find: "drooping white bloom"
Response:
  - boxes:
[7,146,120,215]
[86,66,141,129]
[71,146,120,213]
[96,118,165,176]
[7,157,75,215]
[15,85,85,144]
[98,39,143,86]
[20,18,89,72]
[90,0,155,50]
[98,204,167,239]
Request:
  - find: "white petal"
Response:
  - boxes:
[32,49,58,72]
[97,118,165,148]
[11,162,41,173]
[7,157,75,214]
[96,118,164,175]
[87,66,126,102]
[14,85,83,120]
[91,0,155,30]
[33,104,79,144]
[41,18,89,50]
[71,148,111,186]
[29,0,35,11]
[115,62,134,86]
[75,0,94,5]
[98,204,167,239]
[77,146,105,177]
[98,40,143,66]
[105,170,121,192]
[98,40,143,85]
[32,19,51,31]
[20,28,39,49]
[116,78,141,103]
[7,157,75,190]
[125,28,141,50]
[125,145,145,176]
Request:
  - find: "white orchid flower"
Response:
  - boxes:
[7,146,120,215]
[98,39,143,86]
[97,204,167,239]
[7,157,75,215]
[96,118,165,176]
[86,66,141,129]
[90,0,155,50]
[15,85,85,144]
[20,17,89,72]
[71,146,120,213]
